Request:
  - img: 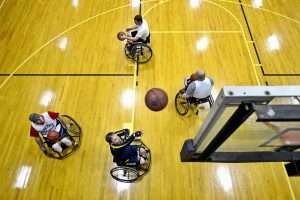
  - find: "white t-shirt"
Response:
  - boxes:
[31,112,61,137]
[136,19,149,41]
[186,78,213,99]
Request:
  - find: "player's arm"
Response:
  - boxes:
[183,82,196,98]
[116,129,130,138]
[126,25,138,32]
[48,111,59,119]
[123,35,139,42]
[111,134,136,149]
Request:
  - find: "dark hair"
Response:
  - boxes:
[105,132,114,143]
[29,113,41,123]
[134,15,143,23]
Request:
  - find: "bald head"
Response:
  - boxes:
[195,69,205,81]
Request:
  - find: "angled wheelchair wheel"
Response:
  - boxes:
[110,166,139,183]
[39,115,82,159]
[175,89,190,116]
[60,115,81,136]
[132,43,152,64]
[124,43,134,59]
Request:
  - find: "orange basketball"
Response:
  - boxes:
[145,88,168,111]
[47,131,60,142]
[117,31,126,41]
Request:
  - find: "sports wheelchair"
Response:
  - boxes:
[110,139,151,183]
[175,88,214,116]
[124,34,152,64]
[38,115,82,159]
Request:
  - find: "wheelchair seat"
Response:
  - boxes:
[124,33,152,64]
[188,95,214,107]
[38,115,82,159]
[144,33,151,44]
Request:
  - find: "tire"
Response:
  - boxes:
[175,89,189,115]
[132,43,152,64]
[110,166,139,183]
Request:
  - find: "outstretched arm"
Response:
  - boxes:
[123,35,139,42]
[126,25,138,32]
[115,129,130,138]
[184,82,196,98]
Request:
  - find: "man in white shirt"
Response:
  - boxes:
[122,15,150,43]
[29,112,73,154]
[183,69,214,103]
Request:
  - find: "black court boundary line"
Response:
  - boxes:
[240,0,300,78]
[0,73,134,77]
[239,0,263,65]
[139,0,142,15]
[260,66,300,76]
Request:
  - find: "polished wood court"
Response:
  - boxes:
[0,0,300,199]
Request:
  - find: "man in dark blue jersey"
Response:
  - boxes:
[105,129,148,166]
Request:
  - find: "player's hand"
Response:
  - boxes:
[120,34,126,40]
[134,131,143,137]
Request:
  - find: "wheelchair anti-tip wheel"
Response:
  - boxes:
[175,89,190,116]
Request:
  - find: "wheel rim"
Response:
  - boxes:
[61,115,81,135]
[175,91,189,115]
[111,167,139,183]
[133,44,152,64]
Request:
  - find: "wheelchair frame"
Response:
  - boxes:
[110,139,151,183]
[38,115,82,159]
[124,42,153,64]
[175,88,214,116]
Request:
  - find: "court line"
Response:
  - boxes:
[143,0,169,17]
[216,0,300,26]
[260,66,300,77]
[0,0,6,11]
[263,73,300,77]
[0,0,160,90]
[130,64,138,129]
[239,0,262,66]
[280,163,296,200]
[151,30,241,34]
[204,0,261,85]
[0,73,134,77]
[221,0,300,77]
[130,0,170,129]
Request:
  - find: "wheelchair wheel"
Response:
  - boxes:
[132,43,152,64]
[60,115,81,135]
[124,43,133,59]
[175,89,190,116]
[110,166,139,183]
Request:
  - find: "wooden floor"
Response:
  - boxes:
[0,0,300,199]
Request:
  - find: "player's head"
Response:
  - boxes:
[29,113,45,125]
[134,15,143,25]
[195,69,205,81]
[105,132,122,145]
